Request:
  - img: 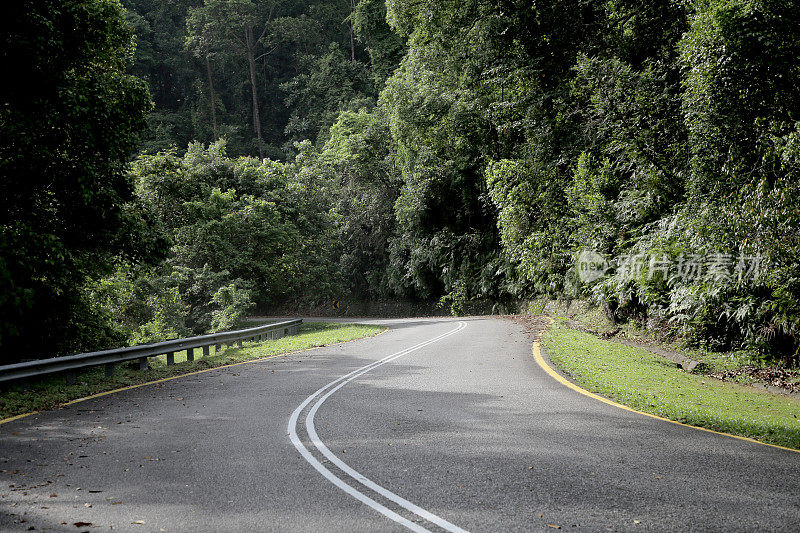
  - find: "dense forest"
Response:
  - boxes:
[1,0,799,366]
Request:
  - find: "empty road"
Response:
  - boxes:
[1,317,798,532]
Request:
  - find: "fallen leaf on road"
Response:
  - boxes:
[49,493,57,498]
[132,520,145,524]
[547,525,561,529]
[634,520,642,524]
[73,522,92,527]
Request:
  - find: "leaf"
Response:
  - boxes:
[73,522,93,527]
[132,520,145,525]
[547,525,561,530]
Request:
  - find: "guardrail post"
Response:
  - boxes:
[187,348,194,362]
[236,340,243,348]
[65,370,76,385]
[105,363,115,377]
[203,345,210,358]
[216,343,222,352]
[166,352,174,365]
[138,357,148,370]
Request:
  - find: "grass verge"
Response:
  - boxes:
[0,322,384,421]
[526,299,758,374]
[542,320,800,450]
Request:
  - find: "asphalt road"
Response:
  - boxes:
[1,317,799,532]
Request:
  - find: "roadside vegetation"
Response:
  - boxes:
[0,323,384,421]
[534,299,800,391]
[2,0,799,377]
[542,320,800,450]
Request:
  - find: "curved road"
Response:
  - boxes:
[1,317,798,532]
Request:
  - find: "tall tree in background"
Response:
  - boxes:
[186,7,219,141]
[189,0,288,158]
[124,0,198,153]
[0,0,164,362]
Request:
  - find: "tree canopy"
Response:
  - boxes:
[3,0,800,366]
[0,0,162,360]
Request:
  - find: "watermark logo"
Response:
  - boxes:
[577,250,610,283]
[577,251,761,284]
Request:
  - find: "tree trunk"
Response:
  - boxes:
[204,54,218,141]
[348,21,355,62]
[348,0,358,62]
[245,27,264,158]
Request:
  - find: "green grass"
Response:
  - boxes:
[543,321,800,450]
[533,298,764,374]
[0,322,384,421]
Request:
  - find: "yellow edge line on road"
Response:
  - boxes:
[0,326,389,427]
[532,318,799,454]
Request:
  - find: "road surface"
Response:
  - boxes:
[1,317,798,531]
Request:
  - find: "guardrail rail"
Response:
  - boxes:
[0,319,302,386]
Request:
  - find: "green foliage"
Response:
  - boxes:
[130,285,191,344]
[313,109,400,298]
[681,0,800,200]
[8,0,800,366]
[210,282,254,332]
[282,43,376,147]
[438,279,467,317]
[120,141,339,342]
[352,0,406,85]
[125,0,372,157]
[0,0,163,362]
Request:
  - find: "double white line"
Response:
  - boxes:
[287,321,469,533]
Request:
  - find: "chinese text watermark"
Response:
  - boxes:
[577,250,761,284]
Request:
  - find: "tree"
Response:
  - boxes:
[0,0,164,362]
[352,0,405,86]
[282,43,375,146]
[124,0,199,153]
[187,0,306,158]
[186,6,220,141]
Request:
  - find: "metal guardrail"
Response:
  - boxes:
[0,319,303,385]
